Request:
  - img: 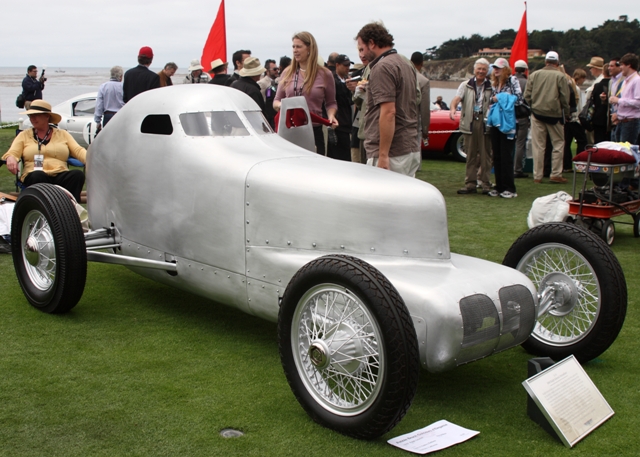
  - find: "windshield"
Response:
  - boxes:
[180,111,273,137]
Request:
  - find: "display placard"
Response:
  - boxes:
[522,355,614,447]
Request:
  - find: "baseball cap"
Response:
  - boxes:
[514,60,528,69]
[491,58,509,69]
[335,54,352,66]
[139,46,154,58]
[545,51,559,61]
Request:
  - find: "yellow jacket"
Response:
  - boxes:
[2,128,86,181]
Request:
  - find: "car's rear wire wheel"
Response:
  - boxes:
[11,184,87,313]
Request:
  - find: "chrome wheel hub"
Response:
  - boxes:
[21,210,56,291]
[539,272,580,317]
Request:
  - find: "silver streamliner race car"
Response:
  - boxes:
[10,85,627,440]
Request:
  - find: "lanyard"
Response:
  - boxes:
[33,127,52,151]
[475,79,486,105]
[293,69,304,96]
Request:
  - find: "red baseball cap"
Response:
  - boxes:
[139,46,154,58]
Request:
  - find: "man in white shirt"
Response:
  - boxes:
[95,66,124,131]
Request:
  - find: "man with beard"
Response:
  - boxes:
[355,22,420,177]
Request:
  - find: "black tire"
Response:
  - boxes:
[503,223,626,363]
[447,132,466,162]
[11,184,87,313]
[634,213,640,238]
[278,255,420,440]
[601,219,615,246]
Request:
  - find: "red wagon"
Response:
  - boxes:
[567,157,640,245]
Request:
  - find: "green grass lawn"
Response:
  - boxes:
[1,127,638,456]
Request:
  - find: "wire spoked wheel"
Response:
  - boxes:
[503,223,627,363]
[515,242,599,346]
[291,284,384,415]
[279,255,419,439]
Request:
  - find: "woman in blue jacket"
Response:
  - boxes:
[487,58,522,199]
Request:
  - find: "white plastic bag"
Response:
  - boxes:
[527,191,573,229]
[0,201,14,236]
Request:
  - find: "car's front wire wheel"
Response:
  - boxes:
[278,255,419,440]
[503,223,626,363]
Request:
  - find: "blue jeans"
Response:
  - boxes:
[616,118,640,144]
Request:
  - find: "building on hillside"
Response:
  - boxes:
[473,48,544,59]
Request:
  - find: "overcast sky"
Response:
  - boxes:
[1,0,637,69]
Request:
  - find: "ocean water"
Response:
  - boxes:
[1,67,108,123]
[0,66,184,123]
[0,66,459,123]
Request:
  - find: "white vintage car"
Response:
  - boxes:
[9,85,627,440]
[20,92,98,147]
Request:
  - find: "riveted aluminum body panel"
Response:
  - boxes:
[120,238,251,315]
[244,156,450,259]
[88,84,314,277]
[84,84,539,374]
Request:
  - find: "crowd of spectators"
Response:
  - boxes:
[451,50,640,197]
[6,30,640,200]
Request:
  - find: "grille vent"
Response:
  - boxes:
[459,294,500,349]
[499,284,536,341]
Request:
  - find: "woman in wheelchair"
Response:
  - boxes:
[2,100,86,202]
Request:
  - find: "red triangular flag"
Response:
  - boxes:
[509,3,528,73]
[201,0,227,73]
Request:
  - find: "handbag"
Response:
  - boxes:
[16,93,25,109]
[515,102,531,119]
[578,98,595,131]
[507,78,530,119]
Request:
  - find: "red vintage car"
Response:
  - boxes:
[422,106,464,161]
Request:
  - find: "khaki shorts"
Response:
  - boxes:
[366,151,421,177]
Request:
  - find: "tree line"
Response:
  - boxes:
[428,17,640,65]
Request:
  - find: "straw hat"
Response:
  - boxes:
[239,57,266,77]
[208,58,227,72]
[21,100,62,124]
[586,57,604,69]
[188,59,204,71]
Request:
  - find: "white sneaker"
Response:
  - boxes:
[500,191,517,198]
[487,190,499,197]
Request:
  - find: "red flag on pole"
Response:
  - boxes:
[509,3,528,71]
[201,0,227,73]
